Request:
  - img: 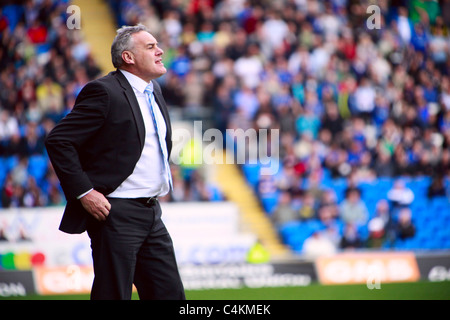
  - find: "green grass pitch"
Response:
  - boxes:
[3,281,449,300]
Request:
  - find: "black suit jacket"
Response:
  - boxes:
[45,70,172,234]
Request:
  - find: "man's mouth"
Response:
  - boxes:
[155,58,163,65]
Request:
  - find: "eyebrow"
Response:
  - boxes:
[146,42,157,47]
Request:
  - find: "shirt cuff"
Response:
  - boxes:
[77,188,93,199]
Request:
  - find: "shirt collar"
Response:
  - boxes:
[119,69,152,94]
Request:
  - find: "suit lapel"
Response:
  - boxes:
[114,71,145,151]
[152,80,172,156]
[151,81,171,131]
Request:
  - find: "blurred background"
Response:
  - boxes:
[0,0,449,299]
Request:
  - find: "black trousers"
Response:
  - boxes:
[86,197,185,300]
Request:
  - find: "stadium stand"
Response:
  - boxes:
[1,0,449,255]
[0,0,222,208]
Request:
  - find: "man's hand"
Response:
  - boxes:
[79,189,111,221]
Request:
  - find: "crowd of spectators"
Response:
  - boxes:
[0,0,220,208]
[0,0,101,208]
[1,0,450,251]
[107,0,450,250]
[108,0,450,181]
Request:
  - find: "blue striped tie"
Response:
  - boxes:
[144,83,173,190]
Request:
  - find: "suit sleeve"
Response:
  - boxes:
[45,81,109,200]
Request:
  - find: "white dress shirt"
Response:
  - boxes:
[106,69,170,198]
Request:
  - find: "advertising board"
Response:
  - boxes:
[179,261,316,290]
[316,252,420,285]
[415,252,450,282]
[0,207,91,268]
[0,202,256,268]
[30,261,316,295]
[2,253,449,295]
[33,265,94,295]
[0,270,35,297]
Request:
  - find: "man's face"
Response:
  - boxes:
[126,31,166,81]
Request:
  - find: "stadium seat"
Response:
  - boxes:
[279,220,322,252]
[28,154,48,184]
[0,157,7,186]
[375,177,394,190]
[207,185,224,201]
[441,238,450,249]
[357,224,370,241]
[261,195,279,214]
[5,156,18,172]
[242,163,261,188]
[320,168,332,188]
[430,197,449,211]
[331,178,347,202]
[410,198,428,212]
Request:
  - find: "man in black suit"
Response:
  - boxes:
[45,24,185,300]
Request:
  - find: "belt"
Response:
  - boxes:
[133,196,158,206]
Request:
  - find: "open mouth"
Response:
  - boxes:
[155,59,164,65]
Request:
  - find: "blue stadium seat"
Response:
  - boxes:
[375,177,394,190]
[207,185,224,201]
[435,227,450,241]
[320,168,333,188]
[0,157,7,186]
[242,163,261,188]
[279,222,303,249]
[305,219,326,234]
[357,224,370,241]
[441,238,450,249]
[5,156,18,171]
[279,220,323,252]
[331,178,347,202]
[261,195,279,214]
[28,154,48,184]
[410,197,428,211]
[430,197,449,211]
[279,221,302,236]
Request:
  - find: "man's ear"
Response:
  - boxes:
[122,50,135,65]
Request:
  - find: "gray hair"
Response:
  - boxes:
[111,24,149,68]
